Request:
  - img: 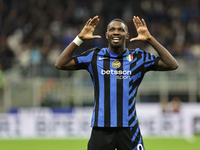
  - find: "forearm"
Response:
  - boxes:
[147,36,179,70]
[55,42,78,70]
[55,34,85,70]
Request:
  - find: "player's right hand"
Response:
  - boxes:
[78,16,101,40]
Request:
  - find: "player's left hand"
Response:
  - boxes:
[130,16,152,42]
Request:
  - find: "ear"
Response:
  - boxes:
[105,32,108,39]
[126,32,129,39]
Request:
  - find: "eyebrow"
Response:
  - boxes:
[109,26,125,30]
[108,26,127,34]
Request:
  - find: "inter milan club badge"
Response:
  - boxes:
[112,60,121,68]
[126,54,133,62]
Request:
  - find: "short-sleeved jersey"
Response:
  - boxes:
[73,47,160,127]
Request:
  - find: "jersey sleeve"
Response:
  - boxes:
[142,50,160,72]
[73,48,95,70]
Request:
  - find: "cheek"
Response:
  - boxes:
[106,34,112,40]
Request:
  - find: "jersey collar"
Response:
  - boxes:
[107,48,128,57]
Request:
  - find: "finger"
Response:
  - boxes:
[90,15,99,25]
[93,18,100,28]
[92,35,101,39]
[134,16,141,28]
[130,37,139,42]
[133,16,139,29]
[86,18,92,26]
[136,16,143,26]
[142,18,147,28]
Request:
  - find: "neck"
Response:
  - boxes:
[108,45,126,55]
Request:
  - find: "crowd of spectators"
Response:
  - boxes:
[0,0,200,77]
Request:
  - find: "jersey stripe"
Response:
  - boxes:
[110,59,117,127]
[117,56,123,126]
[92,50,100,127]
[104,51,111,126]
[128,52,143,126]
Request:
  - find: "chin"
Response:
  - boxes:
[110,43,122,48]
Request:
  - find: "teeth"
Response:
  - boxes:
[113,38,120,43]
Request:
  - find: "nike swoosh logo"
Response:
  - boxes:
[99,57,108,60]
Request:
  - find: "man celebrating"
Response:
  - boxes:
[55,16,178,150]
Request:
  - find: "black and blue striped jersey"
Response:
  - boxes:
[73,47,160,127]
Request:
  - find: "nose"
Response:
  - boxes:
[113,29,120,35]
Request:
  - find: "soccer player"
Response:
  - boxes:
[55,16,178,150]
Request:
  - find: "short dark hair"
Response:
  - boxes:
[107,18,128,32]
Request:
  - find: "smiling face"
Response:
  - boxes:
[106,20,129,53]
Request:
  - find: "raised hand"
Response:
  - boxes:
[78,16,101,40]
[130,16,152,42]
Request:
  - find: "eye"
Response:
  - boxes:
[119,28,124,32]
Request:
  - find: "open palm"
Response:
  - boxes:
[130,16,152,42]
[78,16,101,40]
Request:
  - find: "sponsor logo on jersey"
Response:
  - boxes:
[101,69,131,75]
[101,69,131,80]
[99,57,108,60]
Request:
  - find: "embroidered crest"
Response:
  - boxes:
[126,54,133,62]
[112,60,121,68]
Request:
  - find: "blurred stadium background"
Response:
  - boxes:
[0,0,200,149]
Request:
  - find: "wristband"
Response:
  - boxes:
[73,35,83,46]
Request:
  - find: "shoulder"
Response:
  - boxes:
[135,48,144,53]
[78,47,101,56]
[93,47,108,55]
[128,48,145,55]
[131,48,153,56]
[128,48,143,53]
[86,47,102,53]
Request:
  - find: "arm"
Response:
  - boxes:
[55,16,101,70]
[130,16,178,71]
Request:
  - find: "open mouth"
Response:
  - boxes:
[112,37,120,43]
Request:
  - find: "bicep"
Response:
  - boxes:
[56,59,77,70]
